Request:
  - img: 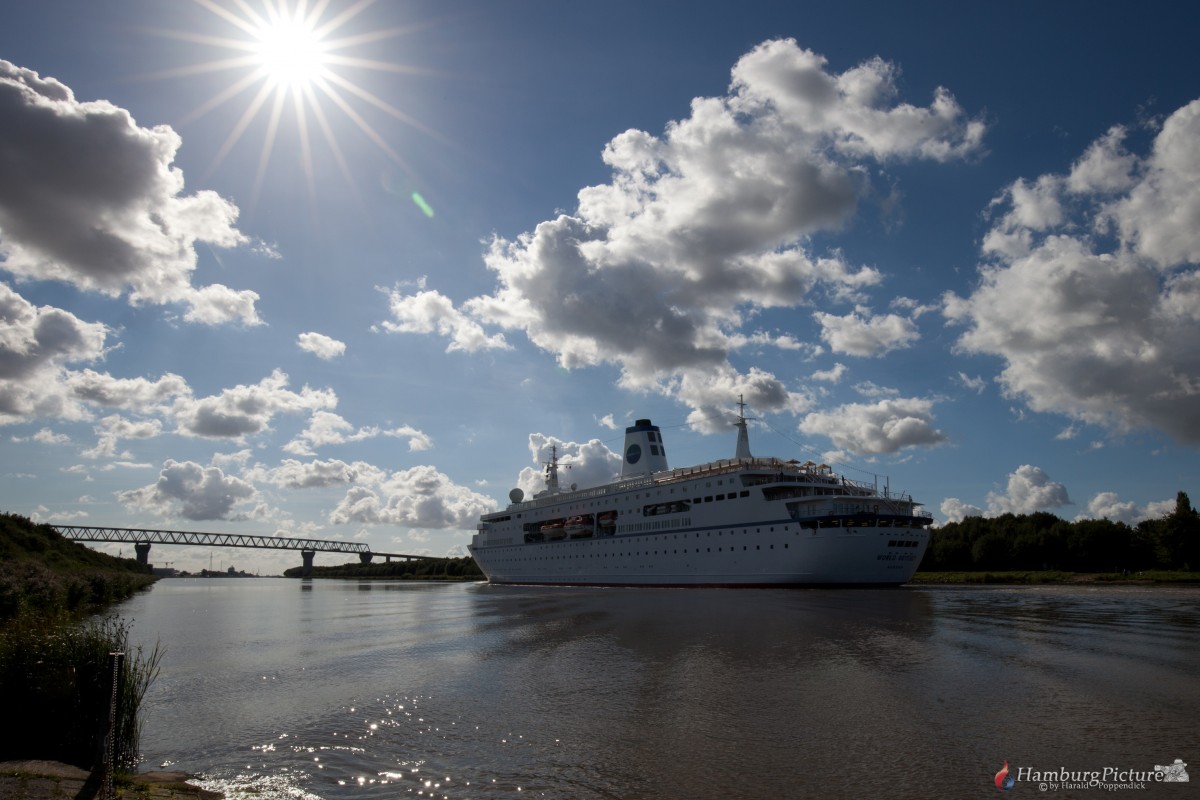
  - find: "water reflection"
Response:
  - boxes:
[117,580,1199,800]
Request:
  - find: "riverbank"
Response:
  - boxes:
[0,761,220,800]
[909,570,1200,585]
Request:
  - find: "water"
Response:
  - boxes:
[115,579,1199,798]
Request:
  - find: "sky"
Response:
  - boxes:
[2,0,1198,575]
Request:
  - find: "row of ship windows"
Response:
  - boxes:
[521,479,747,517]
[490,543,790,562]
[493,528,791,553]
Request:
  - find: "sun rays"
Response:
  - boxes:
[154,0,437,208]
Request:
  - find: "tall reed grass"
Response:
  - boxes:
[0,614,162,770]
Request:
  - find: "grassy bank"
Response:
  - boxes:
[909,570,1200,585]
[0,513,161,771]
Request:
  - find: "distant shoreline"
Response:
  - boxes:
[908,570,1199,586]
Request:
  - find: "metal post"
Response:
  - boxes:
[104,651,125,800]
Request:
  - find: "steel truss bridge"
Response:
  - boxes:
[54,525,434,575]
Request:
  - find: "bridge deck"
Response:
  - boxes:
[54,525,430,561]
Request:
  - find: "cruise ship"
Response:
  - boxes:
[469,405,933,587]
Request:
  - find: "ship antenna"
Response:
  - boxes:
[734,394,753,459]
[544,444,561,493]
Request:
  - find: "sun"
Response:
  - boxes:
[154,0,436,207]
[252,11,328,89]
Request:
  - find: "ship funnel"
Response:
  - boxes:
[621,418,669,478]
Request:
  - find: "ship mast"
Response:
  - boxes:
[544,444,561,494]
[734,394,753,459]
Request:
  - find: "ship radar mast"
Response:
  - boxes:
[543,444,561,494]
[734,395,753,459]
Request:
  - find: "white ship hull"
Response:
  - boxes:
[470,524,927,587]
[470,413,931,588]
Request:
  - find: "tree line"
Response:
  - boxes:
[283,555,484,579]
[921,491,1200,572]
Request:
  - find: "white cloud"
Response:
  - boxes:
[297,332,347,360]
[517,434,624,496]
[0,61,255,319]
[940,497,984,523]
[117,458,258,521]
[82,414,163,459]
[814,307,920,357]
[173,369,336,439]
[66,369,190,413]
[940,464,1073,522]
[379,288,509,352]
[329,465,494,529]
[0,282,108,425]
[381,39,982,419]
[282,410,431,456]
[182,284,263,327]
[956,372,987,393]
[799,396,947,454]
[811,363,847,383]
[946,98,1200,444]
[985,465,1071,515]
[249,458,384,490]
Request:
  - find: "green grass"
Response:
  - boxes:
[910,570,1200,584]
[0,512,162,770]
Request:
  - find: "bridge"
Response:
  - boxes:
[54,525,436,576]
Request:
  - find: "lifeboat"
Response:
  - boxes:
[564,515,594,538]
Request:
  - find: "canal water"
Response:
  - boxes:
[116,579,1199,798]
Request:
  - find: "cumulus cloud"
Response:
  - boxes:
[282,410,431,456]
[815,306,921,356]
[82,414,163,459]
[940,497,984,523]
[0,282,108,424]
[380,39,983,418]
[117,458,258,520]
[174,369,335,440]
[329,464,494,528]
[248,458,385,490]
[297,332,347,360]
[939,464,1072,522]
[516,434,624,497]
[1076,491,1173,525]
[378,288,509,352]
[66,369,189,412]
[0,61,257,324]
[798,396,947,454]
[946,98,1200,444]
[985,464,1071,515]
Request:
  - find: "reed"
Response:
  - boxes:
[0,613,162,771]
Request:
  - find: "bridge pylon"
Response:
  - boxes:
[359,552,373,565]
[301,550,316,577]
[135,542,151,567]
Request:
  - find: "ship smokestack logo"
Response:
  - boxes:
[995,761,1015,790]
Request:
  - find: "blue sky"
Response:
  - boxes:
[2,0,1198,575]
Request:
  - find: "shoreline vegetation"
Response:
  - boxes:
[0,513,201,798]
[909,570,1200,585]
[282,556,483,580]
